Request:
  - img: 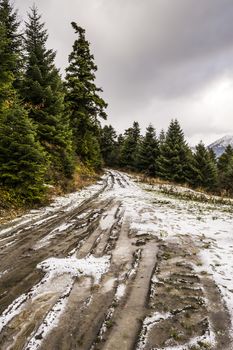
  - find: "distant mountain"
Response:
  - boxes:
[208,135,233,157]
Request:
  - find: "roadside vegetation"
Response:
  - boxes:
[0,1,106,215]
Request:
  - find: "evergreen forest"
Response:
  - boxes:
[0,1,233,212]
[0,2,107,208]
[101,120,233,195]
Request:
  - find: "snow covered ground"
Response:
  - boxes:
[105,174,233,330]
[141,182,233,326]
[0,170,232,349]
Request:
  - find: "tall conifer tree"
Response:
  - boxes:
[0,22,12,110]
[65,22,107,169]
[217,145,233,193]
[217,145,233,172]
[157,119,192,183]
[208,148,217,165]
[0,102,47,201]
[159,129,166,146]
[120,121,141,169]
[191,142,218,191]
[219,158,233,195]
[0,0,20,110]
[116,134,124,168]
[100,125,118,167]
[137,124,160,176]
[0,3,48,201]
[22,6,74,179]
[0,0,22,90]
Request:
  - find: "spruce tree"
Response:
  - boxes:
[208,148,217,165]
[191,142,218,191]
[0,4,47,202]
[116,133,124,168]
[22,6,74,180]
[100,125,118,167]
[120,121,141,169]
[217,145,233,172]
[220,158,233,195]
[137,124,160,176]
[0,16,14,110]
[217,145,233,193]
[0,0,22,90]
[159,129,166,146]
[65,22,107,169]
[0,101,47,201]
[157,119,192,183]
[0,23,9,109]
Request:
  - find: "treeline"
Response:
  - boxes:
[100,120,233,195]
[0,1,107,204]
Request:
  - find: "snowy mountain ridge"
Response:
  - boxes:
[208,134,233,157]
[209,135,233,148]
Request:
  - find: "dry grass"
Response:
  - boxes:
[0,162,101,225]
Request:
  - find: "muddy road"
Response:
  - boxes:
[0,171,232,350]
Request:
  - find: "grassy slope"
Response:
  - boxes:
[0,162,101,224]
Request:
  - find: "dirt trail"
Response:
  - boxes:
[0,171,232,350]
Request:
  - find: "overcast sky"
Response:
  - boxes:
[15,0,233,145]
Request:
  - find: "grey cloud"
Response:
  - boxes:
[14,0,233,142]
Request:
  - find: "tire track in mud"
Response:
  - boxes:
[38,198,127,349]
[0,176,112,315]
[0,171,232,350]
[98,242,158,350]
[135,235,232,350]
[0,171,131,349]
[0,174,111,252]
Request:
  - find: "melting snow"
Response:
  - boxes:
[38,254,111,284]
[102,172,233,333]
[24,284,73,350]
[0,294,27,332]
[137,312,171,349]
[0,254,110,337]
[115,284,126,301]
[137,312,215,350]
[1,170,233,347]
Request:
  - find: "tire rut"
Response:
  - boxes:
[0,171,232,350]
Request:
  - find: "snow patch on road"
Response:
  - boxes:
[99,206,116,230]
[103,278,116,293]
[24,284,73,350]
[38,254,111,284]
[131,222,159,235]
[198,247,233,323]
[115,283,126,301]
[0,254,110,336]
